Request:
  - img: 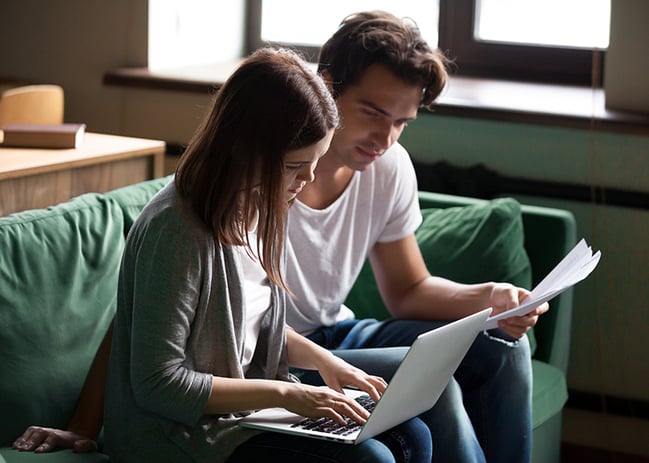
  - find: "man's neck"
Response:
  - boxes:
[297,153,355,210]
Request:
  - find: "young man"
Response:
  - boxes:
[283,11,548,463]
[13,10,547,463]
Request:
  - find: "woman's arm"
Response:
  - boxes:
[202,329,387,426]
[204,372,369,426]
[285,329,386,403]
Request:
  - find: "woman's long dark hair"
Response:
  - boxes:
[176,47,339,289]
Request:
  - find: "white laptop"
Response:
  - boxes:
[239,307,492,444]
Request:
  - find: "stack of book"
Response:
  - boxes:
[1,123,86,149]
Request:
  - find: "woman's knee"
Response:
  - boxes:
[378,417,433,463]
[230,432,397,463]
[355,439,397,463]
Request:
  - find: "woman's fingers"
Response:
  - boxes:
[320,395,369,425]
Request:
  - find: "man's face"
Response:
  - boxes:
[327,64,422,171]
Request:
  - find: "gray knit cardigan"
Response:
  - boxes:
[104,182,294,463]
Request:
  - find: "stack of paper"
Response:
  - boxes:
[483,238,601,330]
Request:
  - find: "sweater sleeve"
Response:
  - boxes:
[123,206,214,426]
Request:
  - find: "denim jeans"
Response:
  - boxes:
[227,416,432,463]
[296,318,533,463]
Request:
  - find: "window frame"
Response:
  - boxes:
[437,0,605,86]
[245,0,321,61]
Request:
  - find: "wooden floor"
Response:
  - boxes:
[562,443,649,463]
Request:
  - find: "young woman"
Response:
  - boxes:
[100,47,431,463]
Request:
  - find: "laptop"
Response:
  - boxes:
[239,307,492,444]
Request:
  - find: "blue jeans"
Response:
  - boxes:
[227,416,432,463]
[296,318,533,463]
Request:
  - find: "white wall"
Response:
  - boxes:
[0,0,241,141]
[1,1,149,133]
[605,0,649,112]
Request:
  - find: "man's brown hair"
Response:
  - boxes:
[318,10,449,109]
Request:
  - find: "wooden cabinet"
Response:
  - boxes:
[0,132,165,216]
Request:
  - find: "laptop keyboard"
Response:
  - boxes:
[290,394,377,436]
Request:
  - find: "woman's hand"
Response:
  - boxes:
[281,383,373,426]
[316,354,387,403]
[285,328,387,401]
[283,328,387,425]
[12,426,97,453]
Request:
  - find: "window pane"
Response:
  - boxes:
[475,0,610,49]
[260,0,439,48]
[148,0,244,70]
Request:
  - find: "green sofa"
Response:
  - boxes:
[0,177,576,463]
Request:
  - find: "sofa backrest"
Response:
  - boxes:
[345,191,577,373]
[415,191,577,372]
[0,193,126,445]
[0,175,174,446]
[104,175,174,234]
[345,196,533,319]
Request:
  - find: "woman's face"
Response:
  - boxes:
[283,129,334,202]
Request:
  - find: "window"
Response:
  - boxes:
[474,0,609,48]
[245,0,439,61]
[146,1,611,85]
[148,0,245,70]
[248,0,610,86]
[438,0,610,85]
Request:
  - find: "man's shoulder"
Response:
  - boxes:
[368,142,416,183]
[373,142,413,170]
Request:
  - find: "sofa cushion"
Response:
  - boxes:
[345,197,534,347]
[0,194,125,446]
[104,175,173,234]
[0,448,109,462]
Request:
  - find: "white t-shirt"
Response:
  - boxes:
[285,142,422,335]
[236,226,272,370]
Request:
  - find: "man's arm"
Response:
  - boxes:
[67,323,112,439]
[369,234,547,337]
[12,324,112,453]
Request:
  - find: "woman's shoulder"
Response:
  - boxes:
[131,183,211,245]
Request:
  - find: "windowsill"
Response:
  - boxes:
[104,62,649,136]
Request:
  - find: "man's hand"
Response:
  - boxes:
[12,426,97,453]
[497,303,549,339]
[489,283,550,339]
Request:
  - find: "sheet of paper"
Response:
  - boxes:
[482,238,601,330]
